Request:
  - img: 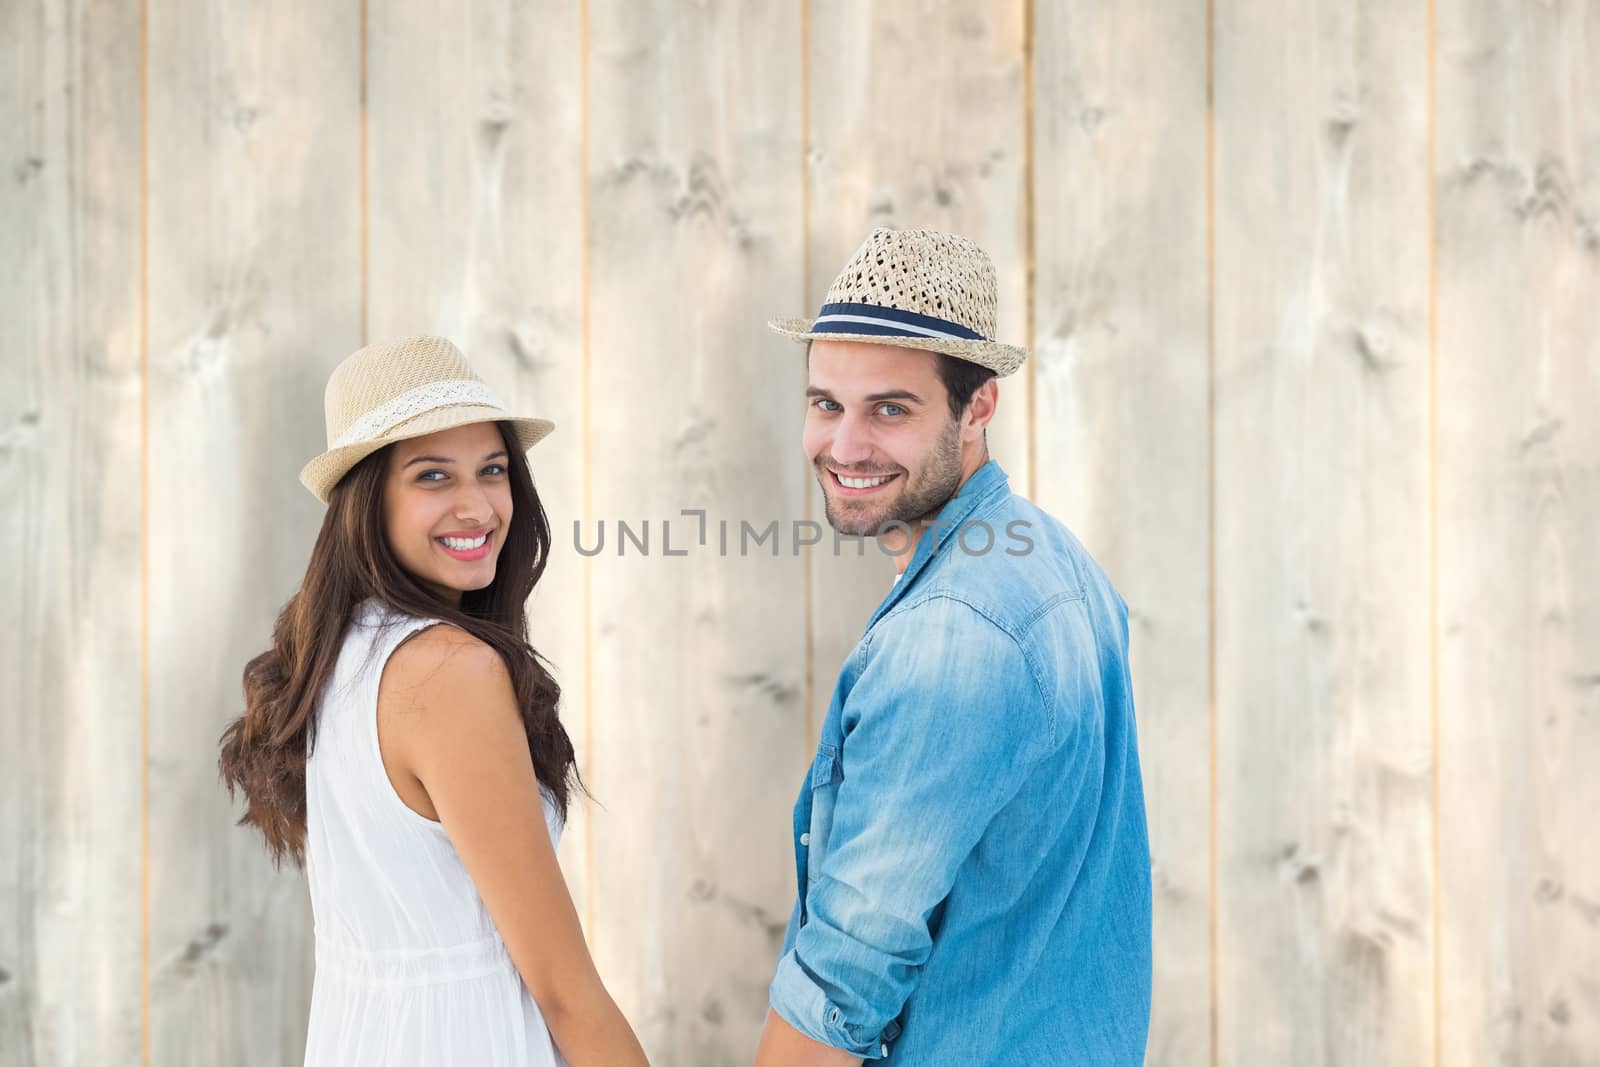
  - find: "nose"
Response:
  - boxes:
[829,410,874,467]
[451,480,495,523]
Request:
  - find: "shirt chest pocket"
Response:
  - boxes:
[806,742,843,885]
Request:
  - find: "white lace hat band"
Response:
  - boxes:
[328,379,505,449]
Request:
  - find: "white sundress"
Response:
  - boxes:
[302,596,567,1067]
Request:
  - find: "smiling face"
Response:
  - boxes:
[382,421,514,609]
[803,339,997,542]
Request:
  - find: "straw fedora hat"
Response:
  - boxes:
[298,335,554,504]
[769,227,1027,376]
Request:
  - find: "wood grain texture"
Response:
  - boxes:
[1436,1,1600,1062]
[364,0,591,925]
[1029,4,1212,1064]
[584,1,807,1060]
[1213,3,1435,1064]
[11,6,1600,1065]
[804,0,1030,741]
[0,1,143,1064]
[143,2,362,1063]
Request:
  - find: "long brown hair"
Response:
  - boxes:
[218,420,580,868]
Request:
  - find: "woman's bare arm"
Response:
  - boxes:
[379,625,650,1067]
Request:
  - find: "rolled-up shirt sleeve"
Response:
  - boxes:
[769,594,1058,1056]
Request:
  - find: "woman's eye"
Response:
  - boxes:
[418,470,447,482]
[481,463,507,476]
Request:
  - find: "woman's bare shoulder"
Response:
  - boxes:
[381,622,514,718]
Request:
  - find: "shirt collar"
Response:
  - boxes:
[867,458,1010,628]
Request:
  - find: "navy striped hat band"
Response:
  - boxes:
[808,300,988,343]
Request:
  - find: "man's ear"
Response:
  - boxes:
[962,378,999,440]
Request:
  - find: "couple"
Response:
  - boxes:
[218,228,1152,1066]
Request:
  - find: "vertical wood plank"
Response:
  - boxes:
[1212,4,1435,1064]
[1436,1,1600,1061]
[365,0,590,921]
[0,1,143,1063]
[144,2,362,1063]
[586,1,807,1060]
[805,0,1030,736]
[1030,4,1212,1063]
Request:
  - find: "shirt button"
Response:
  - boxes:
[800,832,811,846]
[880,1043,889,1056]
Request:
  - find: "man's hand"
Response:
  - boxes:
[752,1009,864,1067]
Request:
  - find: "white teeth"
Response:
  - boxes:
[439,533,489,551]
[838,473,892,490]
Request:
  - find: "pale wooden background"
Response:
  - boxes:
[4,1,1597,1065]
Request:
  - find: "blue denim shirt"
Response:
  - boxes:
[769,459,1152,1064]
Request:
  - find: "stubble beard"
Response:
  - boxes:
[817,416,965,538]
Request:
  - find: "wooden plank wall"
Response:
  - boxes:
[3,2,144,1064]
[3,2,1596,1066]
[1436,2,1600,1063]
[1211,4,1436,1063]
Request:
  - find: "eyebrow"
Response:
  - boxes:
[805,387,924,405]
[403,449,508,469]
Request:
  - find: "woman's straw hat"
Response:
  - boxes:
[768,227,1027,376]
[299,335,554,504]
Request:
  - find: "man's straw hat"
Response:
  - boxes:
[299,335,554,504]
[769,227,1027,376]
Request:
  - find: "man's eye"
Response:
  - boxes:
[813,398,841,412]
[879,404,906,417]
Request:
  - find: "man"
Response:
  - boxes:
[752,228,1152,1065]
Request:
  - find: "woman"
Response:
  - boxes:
[218,335,649,1067]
